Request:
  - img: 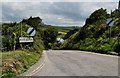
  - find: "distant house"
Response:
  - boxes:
[56,38,65,43]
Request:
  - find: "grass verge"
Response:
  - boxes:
[2,50,42,77]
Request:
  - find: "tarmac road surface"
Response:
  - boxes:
[22,50,118,76]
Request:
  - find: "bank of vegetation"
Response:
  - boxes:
[61,8,120,55]
[2,50,41,77]
[2,17,58,77]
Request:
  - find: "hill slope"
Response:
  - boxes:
[61,8,120,54]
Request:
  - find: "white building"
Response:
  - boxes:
[56,38,65,43]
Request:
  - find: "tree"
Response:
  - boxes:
[42,27,58,49]
[85,8,109,25]
[21,16,42,29]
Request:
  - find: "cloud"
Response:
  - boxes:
[2,2,118,26]
[57,17,63,20]
[2,0,118,2]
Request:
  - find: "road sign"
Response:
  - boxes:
[106,18,115,39]
[19,37,33,43]
[106,18,114,26]
[27,27,36,36]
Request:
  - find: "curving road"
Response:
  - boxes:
[22,50,118,76]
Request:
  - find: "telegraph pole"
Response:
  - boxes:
[118,0,120,11]
[21,23,22,37]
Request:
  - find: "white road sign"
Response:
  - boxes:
[19,37,33,43]
[106,18,114,26]
[27,27,36,36]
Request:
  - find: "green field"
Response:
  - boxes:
[39,25,77,38]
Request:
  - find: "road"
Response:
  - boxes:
[23,50,118,76]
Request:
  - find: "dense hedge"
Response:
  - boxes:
[61,32,120,54]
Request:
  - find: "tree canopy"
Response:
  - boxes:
[21,16,42,29]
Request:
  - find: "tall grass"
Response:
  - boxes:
[2,50,42,77]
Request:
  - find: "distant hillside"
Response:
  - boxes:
[42,25,76,33]
[61,8,120,54]
[42,25,79,38]
[63,28,79,40]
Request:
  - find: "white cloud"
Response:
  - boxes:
[57,17,63,20]
[1,0,118,2]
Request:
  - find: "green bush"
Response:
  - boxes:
[100,43,111,53]
[71,43,80,50]
[86,45,94,51]
[2,36,13,51]
[114,43,120,53]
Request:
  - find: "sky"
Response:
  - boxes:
[1,0,119,26]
